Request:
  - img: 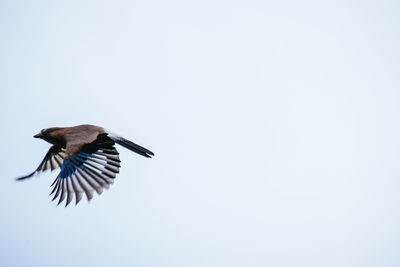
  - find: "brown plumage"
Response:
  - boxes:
[17,124,154,206]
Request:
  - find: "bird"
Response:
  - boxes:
[16,124,154,206]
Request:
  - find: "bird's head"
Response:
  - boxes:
[34,128,60,143]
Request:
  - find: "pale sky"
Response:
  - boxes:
[1,1,400,266]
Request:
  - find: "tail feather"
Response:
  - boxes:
[107,133,154,158]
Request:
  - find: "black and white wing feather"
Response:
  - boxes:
[50,134,121,206]
[16,145,66,181]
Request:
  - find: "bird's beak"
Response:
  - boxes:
[34,133,42,138]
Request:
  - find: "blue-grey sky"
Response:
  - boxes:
[1,1,400,266]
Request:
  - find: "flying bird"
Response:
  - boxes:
[16,124,154,206]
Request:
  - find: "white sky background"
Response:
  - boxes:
[1,0,400,266]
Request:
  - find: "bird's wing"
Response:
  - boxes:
[16,145,66,181]
[50,133,121,206]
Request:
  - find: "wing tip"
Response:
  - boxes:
[15,172,35,181]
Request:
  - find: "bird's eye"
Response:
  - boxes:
[43,129,51,136]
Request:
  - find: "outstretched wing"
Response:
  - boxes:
[16,145,66,181]
[50,134,121,206]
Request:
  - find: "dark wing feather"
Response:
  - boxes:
[50,134,121,206]
[16,145,66,181]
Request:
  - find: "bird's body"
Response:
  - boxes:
[36,125,104,156]
[17,124,154,206]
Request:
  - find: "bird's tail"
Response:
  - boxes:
[106,131,154,158]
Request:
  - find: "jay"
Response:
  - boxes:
[17,124,154,206]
